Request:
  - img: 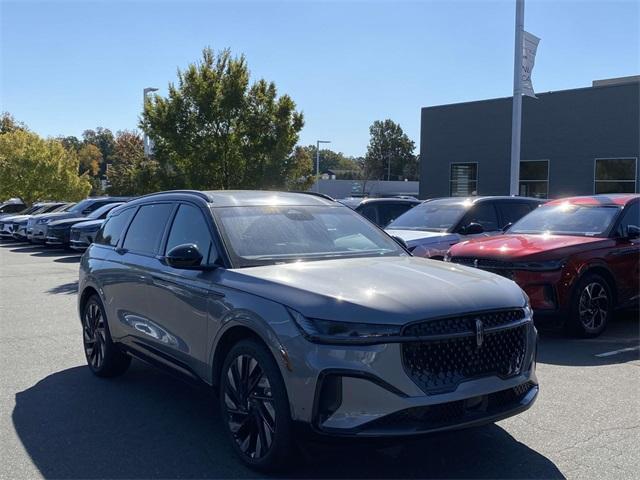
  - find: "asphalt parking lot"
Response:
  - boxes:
[0,241,638,479]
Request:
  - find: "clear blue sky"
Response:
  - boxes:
[2,0,638,157]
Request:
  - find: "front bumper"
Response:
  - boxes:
[282,311,538,436]
[30,224,48,243]
[0,224,16,238]
[69,228,96,251]
[12,225,28,241]
[45,229,70,246]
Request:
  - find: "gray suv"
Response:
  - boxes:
[78,190,538,470]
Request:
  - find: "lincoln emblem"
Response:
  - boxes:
[475,318,485,348]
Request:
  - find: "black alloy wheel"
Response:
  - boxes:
[82,295,131,377]
[220,339,293,471]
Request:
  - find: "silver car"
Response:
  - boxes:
[386,196,544,259]
[78,190,538,470]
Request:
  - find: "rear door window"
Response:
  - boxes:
[123,203,174,255]
[357,205,379,225]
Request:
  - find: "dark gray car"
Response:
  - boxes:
[78,190,538,470]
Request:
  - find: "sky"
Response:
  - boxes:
[1,0,638,157]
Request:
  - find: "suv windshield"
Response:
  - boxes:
[509,203,620,236]
[214,205,405,267]
[87,202,123,220]
[68,199,94,214]
[387,199,469,232]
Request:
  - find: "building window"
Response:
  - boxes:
[594,158,637,194]
[450,163,478,196]
[519,160,549,198]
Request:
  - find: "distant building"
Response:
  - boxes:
[419,76,640,199]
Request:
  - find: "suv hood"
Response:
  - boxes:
[34,212,81,222]
[451,234,609,261]
[72,219,104,230]
[221,256,525,324]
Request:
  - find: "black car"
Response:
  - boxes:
[339,197,421,227]
[30,197,131,243]
[46,202,127,247]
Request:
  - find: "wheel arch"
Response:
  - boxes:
[574,264,618,305]
[79,286,100,318]
[211,325,272,389]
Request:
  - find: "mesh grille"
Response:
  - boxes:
[402,314,528,394]
[403,309,524,337]
[70,229,80,241]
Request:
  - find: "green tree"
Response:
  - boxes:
[107,130,160,196]
[77,144,103,176]
[364,119,417,181]
[302,146,362,179]
[0,129,91,204]
[58,135,82,153]
[82,127,115,168]
[0,112,27,134]
[141,47,306,190]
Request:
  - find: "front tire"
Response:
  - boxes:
[567,273,613,338]
[219,339,293,471]
[82,294,131,377]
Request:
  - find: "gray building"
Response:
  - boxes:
[419,76,640,199]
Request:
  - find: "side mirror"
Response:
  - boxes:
[461,222,484,235]
[391,235,409,250]
[166,244,203,269]
[626,225,640,240]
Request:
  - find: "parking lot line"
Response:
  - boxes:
[594,346,640,358]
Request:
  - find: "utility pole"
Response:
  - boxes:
[316,140,331,192]
[509,0,525,196]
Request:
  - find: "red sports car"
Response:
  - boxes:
[445,194,639,337]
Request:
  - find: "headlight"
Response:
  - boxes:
[511,259,565,271]
[443,250,452,262]
[522,292,533,318]
[288,308,401,344]
[37,218,51,225]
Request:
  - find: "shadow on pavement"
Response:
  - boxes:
[537,309,639,367]
[13,363,562,479]
[47,280,79,295]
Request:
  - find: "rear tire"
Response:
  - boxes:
[219,339,293,471]
[567,273,613,338]
[82,294,131,377]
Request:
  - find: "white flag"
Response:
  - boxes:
[522,31,540,98]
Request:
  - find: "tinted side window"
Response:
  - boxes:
[123,203,174,254]
[0,204,23,213]
[497,202,535,227]
[378,203,415,227]
[165,204,215,263]
[358,205,378,224]
[616,202,639,237]
[461,203,499,231]
[95,208,136,247]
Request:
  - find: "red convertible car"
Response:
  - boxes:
[446,194,639,337]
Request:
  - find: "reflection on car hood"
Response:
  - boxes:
[0,214,30,223]
[451,234,609,261]
[385,228,458,246]
[222,256,524,324]
[36,212,81,222]
[72,219,104,230]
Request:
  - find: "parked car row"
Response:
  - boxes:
[0,197,130,248]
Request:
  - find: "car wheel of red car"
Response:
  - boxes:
[568,273,613,338]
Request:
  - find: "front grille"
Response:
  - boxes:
[361,381,536,433]
[403,309,524,337]
[70,230,80,241]
[402,310,528,394]
[450,256,515,269]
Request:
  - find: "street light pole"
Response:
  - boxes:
[143,87,158,157]
[509,0,525,196]
[316,140,331,192]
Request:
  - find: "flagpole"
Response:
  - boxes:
[509,0,525,196]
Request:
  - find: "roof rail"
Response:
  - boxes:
[292,191,335,202]
[134,190,211,202]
